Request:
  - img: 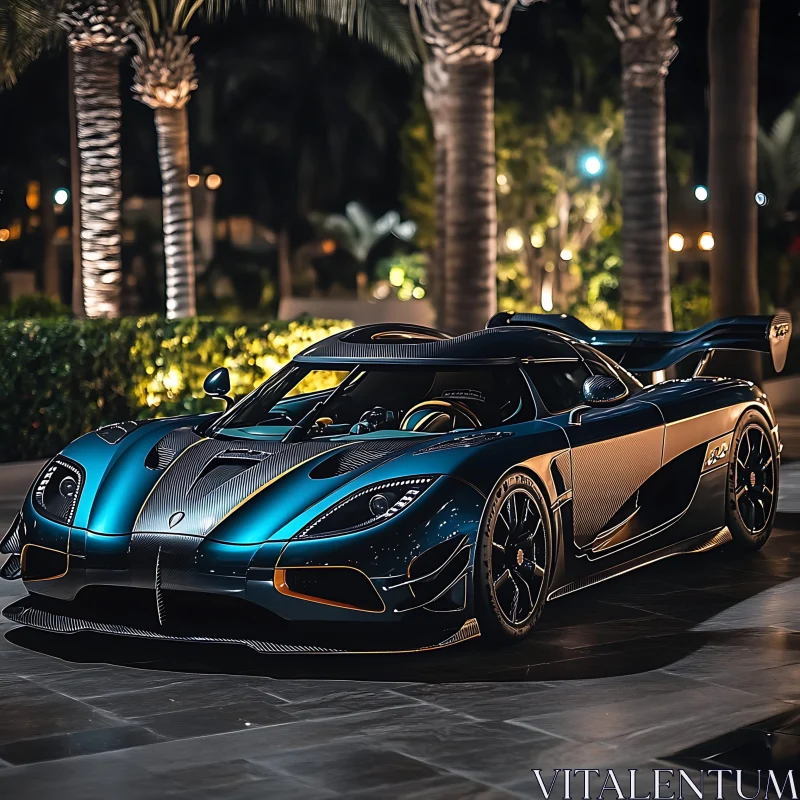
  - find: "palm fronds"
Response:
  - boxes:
[0,0,61,89]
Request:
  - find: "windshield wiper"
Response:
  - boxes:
[281,365,362,443]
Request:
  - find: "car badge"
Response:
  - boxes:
[169,511,185,528]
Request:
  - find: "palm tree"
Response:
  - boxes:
[608,0,679,332]
[130,0,202,319]
[59,1,132,318]
[421,58,447,323]
[131,0,415,319]
[1,1,61,303]
[708,0,761,379]
[410,0,534,335]
[0,0,58,89]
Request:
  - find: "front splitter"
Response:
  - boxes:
[3,597,481,655]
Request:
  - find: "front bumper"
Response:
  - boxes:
[3,477,485,652]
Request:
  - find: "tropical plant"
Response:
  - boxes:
[0,0,59,89]
[409,0,541,335]
[130,0,204,319]
[708,0,761,380]
[59,1,132,319]
[608,0,679,332]
[309,201,415,293]
[756,95,800,310]
[757,96,800,230]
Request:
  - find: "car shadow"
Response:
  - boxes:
[6,528,800,683]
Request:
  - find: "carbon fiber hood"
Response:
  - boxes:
[133,437,351,536]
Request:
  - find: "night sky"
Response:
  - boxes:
[1,0,799,228]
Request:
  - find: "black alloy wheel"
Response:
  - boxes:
[727,410,778,552]
[476,472,552,642]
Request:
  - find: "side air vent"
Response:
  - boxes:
[550,450,572,494]
[309,440,412,479]
[145,428,200,470]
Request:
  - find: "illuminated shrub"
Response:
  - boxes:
[0,316,351,462]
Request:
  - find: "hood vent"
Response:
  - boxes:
[188,451,272,500]
[309,440,413,479]
[145,428,201,471]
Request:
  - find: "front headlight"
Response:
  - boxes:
[31,457,84,525]
[296,476,437,540]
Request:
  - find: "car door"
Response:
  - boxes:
[523,358,665,552]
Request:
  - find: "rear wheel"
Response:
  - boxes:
[475,472,552,642]
[726,410,778,552]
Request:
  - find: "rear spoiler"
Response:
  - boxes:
[487,311,793,374]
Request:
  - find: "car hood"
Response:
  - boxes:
[62,419,566,543]
[133,435,408,537]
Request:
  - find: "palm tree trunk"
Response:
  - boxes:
[72,47,123,318]
[423,61,448,327]
[41,164,60,301]
[442,59,497,335]
[619,44,673,332]
[277,228,293,302]
[154,106,196,319]
[709,0,761,381]
[68,51,84,317]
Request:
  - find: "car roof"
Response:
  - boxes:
[294,323,583,366]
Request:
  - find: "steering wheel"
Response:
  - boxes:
[400,400,481,433]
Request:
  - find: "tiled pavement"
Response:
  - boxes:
[1,462,800,797]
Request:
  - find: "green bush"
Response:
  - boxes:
[6,294,73,320]
[0,316,351,463]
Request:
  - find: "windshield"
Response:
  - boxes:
[209,364,533,439]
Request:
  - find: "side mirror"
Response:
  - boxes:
[582,375,629,407]
[203,367,234,410]
[569,375,629,425]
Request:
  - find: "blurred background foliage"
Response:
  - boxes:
[0,316,350,461]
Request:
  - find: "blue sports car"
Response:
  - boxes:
[0,312,791,653]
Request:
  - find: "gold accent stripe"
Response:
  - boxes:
[209,445,351,533]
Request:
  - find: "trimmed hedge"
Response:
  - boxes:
[0,316,351,463]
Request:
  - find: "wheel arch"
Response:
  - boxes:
[478,463,561,587]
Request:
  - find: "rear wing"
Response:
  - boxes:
[487,311,792,374]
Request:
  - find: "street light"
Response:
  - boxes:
[53,188,69,205]
[698,232,715,251]
[581,154,604,177]
[694,185,709,202]
[187,174,200,188]
[755,192,769,207]
[206,174,222,190]
[668,233,685,252]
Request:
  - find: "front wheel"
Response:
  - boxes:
[475,472,553,643]
[726,410,778,552]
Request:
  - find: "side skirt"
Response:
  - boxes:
[547,527,732,601]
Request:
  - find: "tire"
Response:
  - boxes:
[475,471,553,643]
[726,410,778,552]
